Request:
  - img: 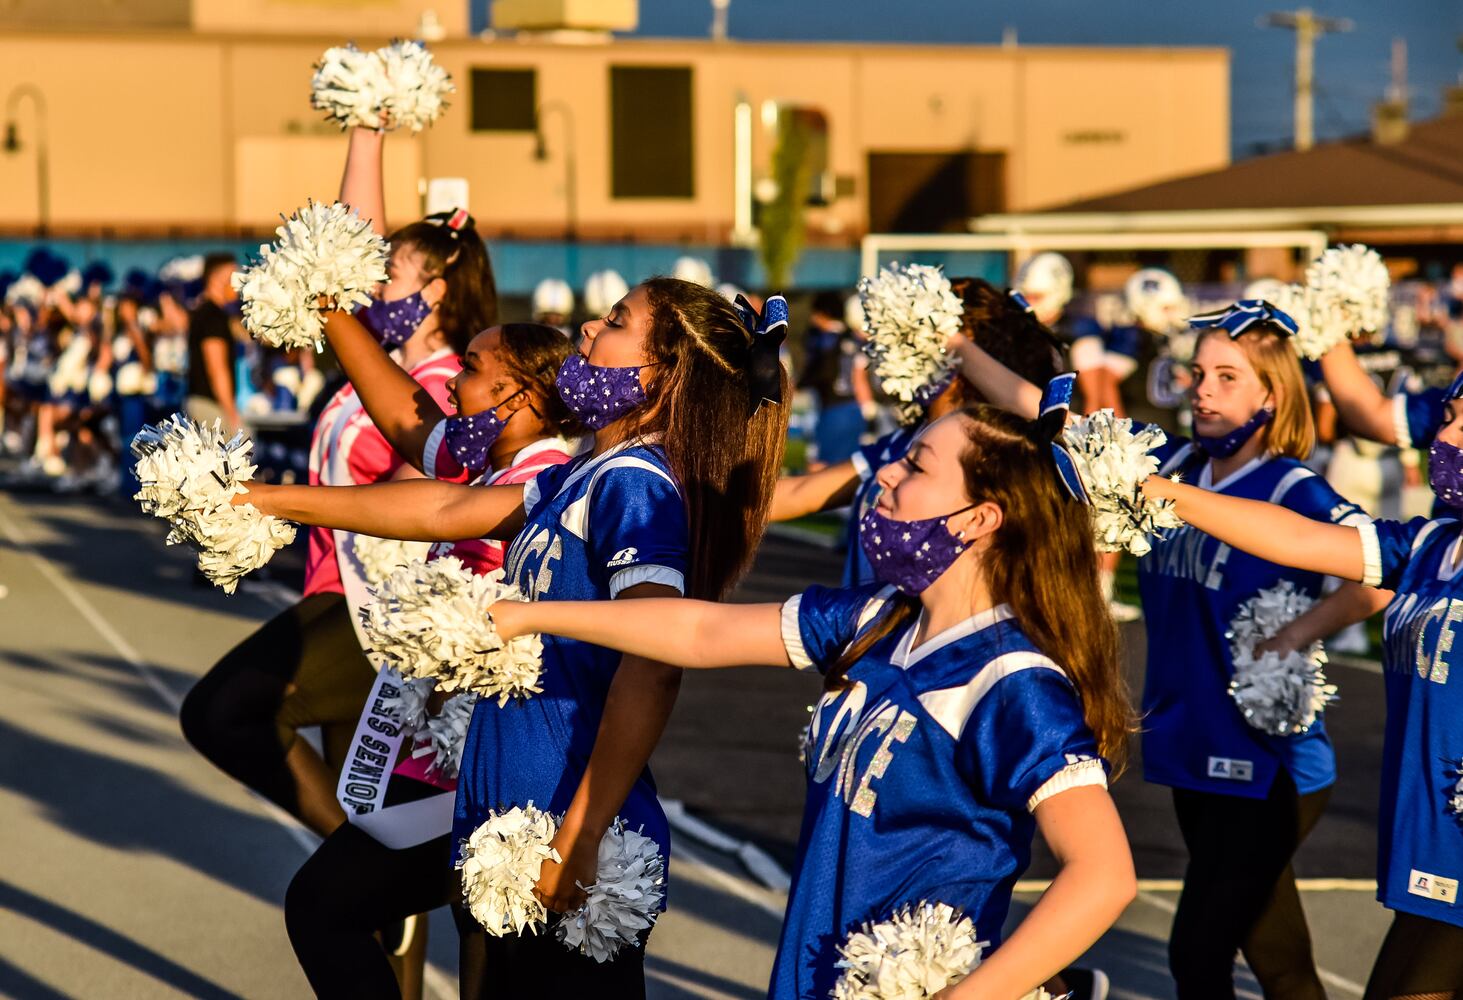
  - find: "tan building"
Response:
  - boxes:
[0,0,1230,244]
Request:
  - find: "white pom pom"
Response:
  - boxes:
[88,369,113,404]
[311,40,452,133]
[1304,244,1390,356]
[358,558,544,705]
[1448,761,1463,825]
[458,803,561,937]
[1061,410,1184,556]
[116,361,155,396]
[832,902,986,1000]
[351,533,432,585]
[556,820,666,962]
[131,415,297,592]
[377,40,454,133]
[413,691,478,778]
[311,44,387,130]
[1227,581,1337,735]
[233,201,389,352]
[857,263,964,422]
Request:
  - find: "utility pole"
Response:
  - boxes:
[1259,8,1353,151]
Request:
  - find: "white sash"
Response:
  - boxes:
[334,667,455,849]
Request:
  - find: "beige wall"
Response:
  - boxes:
[0,31,1229,240]
[191,0,466,38]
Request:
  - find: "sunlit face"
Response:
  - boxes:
[1021,289,1063,327]
[382,243,440,304]
[576,284,653,369]
[1189,332,1272,437]
[1437,401,1463,449]
[445,327,528,420]
[873,415,975,523]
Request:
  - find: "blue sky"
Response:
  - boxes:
[475,1,1462,156]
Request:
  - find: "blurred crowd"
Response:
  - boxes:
[4,243,1461,572]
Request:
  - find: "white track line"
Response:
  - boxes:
[0,501,457,1000]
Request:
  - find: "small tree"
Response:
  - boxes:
[758,111,814,290]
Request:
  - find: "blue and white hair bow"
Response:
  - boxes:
[1445,371,1463,401]
[1037,373,1091,504]
[1187,299,1298,338]
[1009,289,1035,315]
[735,293,789,413]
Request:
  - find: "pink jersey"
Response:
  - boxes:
[390,431,575,789]
[303,349,464,596]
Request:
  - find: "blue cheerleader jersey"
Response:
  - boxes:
[774,583,1107,999]
[1393,386,1448,450]
[452,441,687,885]
[844,427,919,586]
[1138,440,1370,799]
[1361,516,1463,926]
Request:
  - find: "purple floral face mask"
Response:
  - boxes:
[358,291,433,347]
[1196,406,1273,459]
[443,389,525,471]
[1430,440,1463,508]
[858,503,976,595]
[555,353,648,430]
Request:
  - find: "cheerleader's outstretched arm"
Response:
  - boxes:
[319,309,448,471]
[241,479,526,542]
[490,598,792,668]
[771,461,861,521]
[943,786,1135,1000]
[1144,476,1366,581]
[1319,340,1400,445]
[339,126,388,237]
[946,335,1042,418]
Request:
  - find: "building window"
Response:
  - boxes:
[470,68,537,132]
[610,66,693,198]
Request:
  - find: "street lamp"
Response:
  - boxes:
[534,101,577,242]
[4,84,50,233]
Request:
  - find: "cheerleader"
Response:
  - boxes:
[1144,373,1463,999]
[487,400,1137,999]
[237,277,789,995]
[951,301,1375,999]
[179,123,497,840]
[283,318,580,1000]
[773,278,1059,585]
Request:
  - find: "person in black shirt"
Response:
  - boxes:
[185,253,240,430]
[798,290,868,467]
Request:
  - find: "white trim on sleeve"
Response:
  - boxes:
[1393,393,1413,449]
[1357,521,1383,588]
[850,448,872,481]
[421,420,448,480]
[1027,758,1108,813]
[608,564,685,598]
[780,595,815,671]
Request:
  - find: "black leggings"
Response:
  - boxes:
[288,816,648,1000]
[1168,771,1331,1000]
[1364,912,1463,1000]
[179,592,375,823]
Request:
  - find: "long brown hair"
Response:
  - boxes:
[947,277,1062,408]
[622,277,790,599]
[827,405,1133,771]
[390,211,499,354]
[495,322,583,439]
[1199,323,1314,460]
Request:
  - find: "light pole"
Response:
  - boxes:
[4,84,50,233]
[534,101,577,243]
[1259,8,1353,152]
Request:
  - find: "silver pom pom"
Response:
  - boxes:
[351,534,432,586]
[311,40,453,133]
[556,820,666,962]
[1227,580,1337,735]
[458,803,561,937]
[413,691,478,778]
[1304,244,1390,356]
[379,673,434,733]
[832,902,985,1000]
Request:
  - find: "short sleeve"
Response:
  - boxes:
[1394,388,1447,450]
[782,583,890,673]
[586,463,689,597]
[955,663,1106,814]
[1358,516,1435,590]
[522,460,576,520]
[1273,468,1371,528]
